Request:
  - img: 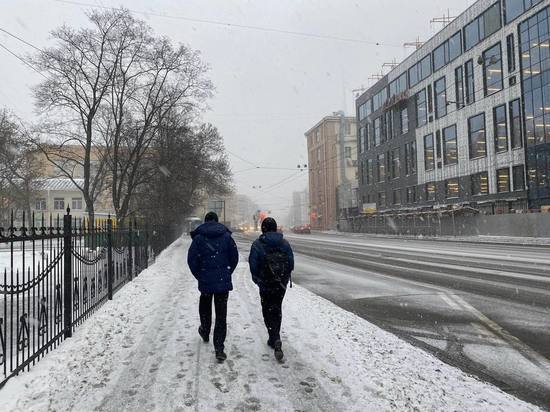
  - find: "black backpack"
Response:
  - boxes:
[261,244,290,287]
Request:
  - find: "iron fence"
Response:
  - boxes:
[0,208,153,386]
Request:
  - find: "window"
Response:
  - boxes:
[377,153,385,182]
[408,55,432,87]
[493,105,508,153]
[390,148,400,179]
[443,125,458,165]
[378,191,386,208]
[513,165,525,191]
[415,89,427,127]
[35,198,47,210]
[372,88,388,112]
[464,2,502,51]
[424,133,435,171]
[509,99,523,149]
[54,198,65,210]
[497,167,511,192]
[367,159,374,185]
[389,73,407,97]
[392,189,401,205]
[406,186,416,203]
[506,34,516,73]
[344,147,352,159]
[504,0,543,24]
[373,117,381,146]
[385,111,393,140]
[434,77,447,119]
[468,113,487,159]
[455,66,465,110]
[483,43,503,96]
[71,197,83,210]
[445,178,460,198]
[433,31,462,72]
[359,127,365,153]
[405,141,417,175]
[465,59,475,105]
[425,182,436,201]
[400,108,409,134]
[471,172,489,195]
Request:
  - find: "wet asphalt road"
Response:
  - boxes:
[234,232,550,409]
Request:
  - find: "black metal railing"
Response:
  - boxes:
[0,208,153,386]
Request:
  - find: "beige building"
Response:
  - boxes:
[305,113,357,230]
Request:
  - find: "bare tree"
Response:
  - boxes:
[30,9,128,221]
[0,110,41,220]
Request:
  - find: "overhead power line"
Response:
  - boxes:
[52,0,402,47]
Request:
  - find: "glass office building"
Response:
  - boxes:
[356,0,549,214]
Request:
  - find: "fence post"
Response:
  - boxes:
[144,224,149,268]
[63,208,72,338]
[107,217,113,300]
[128,220,133,281]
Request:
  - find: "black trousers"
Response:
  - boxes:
[199,292,229,351]
[260,288,286,343]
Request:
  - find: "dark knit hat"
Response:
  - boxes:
[261,217,277,233]
[204,212,219,222]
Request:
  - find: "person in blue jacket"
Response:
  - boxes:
[187,212,239,362]
[248,217,294,361]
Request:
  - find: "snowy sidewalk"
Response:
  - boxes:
[0,238,538,411]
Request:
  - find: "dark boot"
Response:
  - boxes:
[215,350,227,362]
[198,326,209,343]
[273,340,284,361]
[267,339,275,349]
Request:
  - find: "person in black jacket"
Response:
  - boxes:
[248,217,294,361]
[187,212,239,362]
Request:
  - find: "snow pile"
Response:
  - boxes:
[0,237,539,411]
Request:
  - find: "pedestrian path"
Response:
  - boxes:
[0,237,538,411]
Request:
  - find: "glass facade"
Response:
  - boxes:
[519,5,550,207]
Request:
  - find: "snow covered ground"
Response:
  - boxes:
[0,237,539,411]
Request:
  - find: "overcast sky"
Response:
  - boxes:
[0,0,473,221]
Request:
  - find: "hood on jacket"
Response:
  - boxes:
[259,231,284,247]
[191,222,230,239]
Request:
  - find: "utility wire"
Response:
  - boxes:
[52,0,402,47]
[0,40,47,79]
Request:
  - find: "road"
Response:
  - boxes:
[235,232,550,409]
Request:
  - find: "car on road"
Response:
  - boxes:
[291,224,311,234]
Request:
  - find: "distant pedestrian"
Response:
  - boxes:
[248,217,294,361]
[187,212,239,362]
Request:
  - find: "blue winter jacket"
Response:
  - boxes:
[248,232,294,292]
[187,222,239,294]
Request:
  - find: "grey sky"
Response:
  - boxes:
[0,0,472,220]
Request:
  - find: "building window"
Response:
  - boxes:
[455,66,464,110]
[468,113,487,159]
[406,186,417,203]
[359,127,365,153]
[390,148,400,180]
[54,198,65,210]
[392,189,401,205]
[425,182,436,201]
[377,153,385,182]
[445,178,460,199]
[344,122,351,135]
[373,117,381,146]
[434,77,447,119]
[367,159,374,185]
[513,165,525,191]
[493,104,508,153]
[372,88,388,112]
[433,31,462,72]
[506,34,516,73]
[385,111,393,140]
[443,125,458,165]
[405,141,417,176]
[35,198,47,210]
[408,55,432,87]
[483,42,503,96]
[464,2,502,51]
[389,73,407,97]
[509,99,523,149]
[71,197,83,210]
[465,59,475,105]
[504,0,543,24]
[344,147,352,159]
[400,108,409,134]
[471,172,489,195]
[378,192,386,208]
[424,133,435,171]
[497,168,511,192]
[415,89,427,127]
